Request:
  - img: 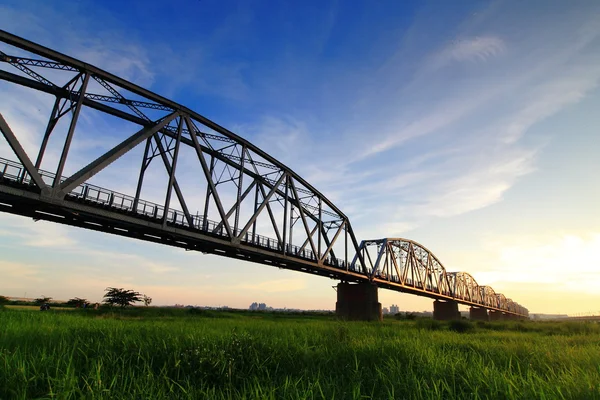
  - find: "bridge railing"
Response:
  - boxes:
[0,157,350,271]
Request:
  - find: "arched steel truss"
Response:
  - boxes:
[0,29,369,281]
[353,239,528,316]
[0,30,527,317]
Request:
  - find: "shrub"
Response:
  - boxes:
[448,319,474,333]
[416,318,442,331]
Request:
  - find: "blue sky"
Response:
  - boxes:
[0,0,599,314]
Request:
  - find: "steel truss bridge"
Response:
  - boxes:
[0,30,527,318]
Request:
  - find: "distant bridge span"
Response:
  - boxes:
[0,30,527,319]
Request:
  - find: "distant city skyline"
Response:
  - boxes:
[1,0,599,315]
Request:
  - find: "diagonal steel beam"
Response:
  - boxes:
[0,113,49,193]
[348,225,367,274]
[35,73,85,169]
[298,224,318,254]
[319,220,345,263]
[289,178,318,258]
[52,73,90,190]
[184,116,232,238]
[58,112,178,196]
[364,244,377,277]
[152,131,194,228]
[212,180,257,234]
[390,245,403,284]
[318,223,340,263]
[0,50,56,87]
[132,137,153,212]
[257,181,282,246]
[236,172,287,242]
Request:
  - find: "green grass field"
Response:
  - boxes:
[0,307,599,399]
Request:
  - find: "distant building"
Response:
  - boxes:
[389,304,400,314]
[382,307,390,315]
[249,302,269,311]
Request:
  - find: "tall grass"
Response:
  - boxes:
[0,308,599,399]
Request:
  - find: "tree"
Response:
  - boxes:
[67,297,88,308]
[103,287,142,308]
[0,295,9,308]
[34,296,52,305]
[143,295,152,307]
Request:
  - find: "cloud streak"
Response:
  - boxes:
[432,36,506,67]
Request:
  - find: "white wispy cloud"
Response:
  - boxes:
[244,2,600,241]
[501,72,600,144]
[0,214,77,248]
[432,36,506,67]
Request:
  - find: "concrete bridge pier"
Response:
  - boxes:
[469,307,489,321]
[335,282,382,321]
[489,310,504,321]
[433,300,461,320]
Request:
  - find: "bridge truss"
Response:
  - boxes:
[0,30,527,317]
[355,239,528,316]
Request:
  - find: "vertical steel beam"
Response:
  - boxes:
[133,137,153,212]
[318,197,322,259]
[345,222,348,270]
[252,182,259,242]
[162,117,184,227]
[53,73,90,189]
[282,174,289,254]
[289,204,294,251]
[202,156,215,230]
[152,131,194,227]
[234,145,245,234]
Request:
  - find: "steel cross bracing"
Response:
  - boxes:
[352,239,528,316]
[0,30,528,317]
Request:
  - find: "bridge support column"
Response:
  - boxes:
[335,282,382,321]
[489,310,504,321]
[433,300,460,320]
[469,307,489,321]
